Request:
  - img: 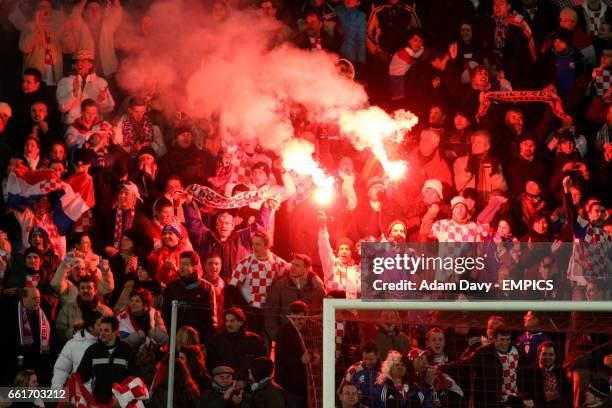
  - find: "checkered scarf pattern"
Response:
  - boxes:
[114,208,135,248]
[111,376,149,408]
[44,33,53,66]
[497,346,519,401]
[288,171,314,210]
[74,209,94,233]
[542,367,561,402]
[229,253,289,308]
[326,263,361,299]
[572,217,611,279]
[584,5,604,36]
[25,272,41,287]
[591,67,612,97]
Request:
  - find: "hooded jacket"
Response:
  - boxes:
[52,328,98,388]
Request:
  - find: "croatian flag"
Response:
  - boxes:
[7,165,95,235]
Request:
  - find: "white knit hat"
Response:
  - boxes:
[421,179,443,200]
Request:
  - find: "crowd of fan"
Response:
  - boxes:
[0,0,611,406]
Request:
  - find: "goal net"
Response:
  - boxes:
[320,299,611,408]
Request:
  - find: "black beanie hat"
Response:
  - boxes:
[250,357,274,382]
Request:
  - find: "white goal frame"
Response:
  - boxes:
[322,299,612,407]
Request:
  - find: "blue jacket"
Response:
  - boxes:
[335,5,367,64]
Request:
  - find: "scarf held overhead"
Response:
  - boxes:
[477,91,567,121]
[188,184,275,209]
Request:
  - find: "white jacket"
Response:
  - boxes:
[56,73,115,124]
[51,329,98,388]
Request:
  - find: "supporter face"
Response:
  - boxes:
[84,2,101,23]
[337,244,352,263]
[74,58,93,76]
[380,311,398,333]
[214,373,234,387]
[525,181,541,199]
[419,132,440,156]
[422,188,440,205]
[494,333,512,352]
[260,0,276,17]
[136,265,150,281]
[32,198,49,216]
[305,14,323,38]
[78,281,96,302]
[165,178,183,194]
[289,258,308,278]
[30,232,45,249]
[158,206,174,225]
[129,104,147,123]
[460,23,472,42]
[427,332,445,355]
[559,10,576,30]
[30,102,48,123]
[251,235,268,257]
[553,39,569,53]
[519,140,535,160]
[601,49,612,68]
[523,311,539,330]
[120,236,134,252]
[390,361,407,379]
[241,137,258,154]
[22,74,40,94]
[493,0,511,18]
[251,168,269,187]
[407,34,423,52]
[24,139,40,159]
[496,220,511,237]
[22,288,41,311]
[49,144,66,161]
[25,252,41,270]
[78,235,92,252]
[212,1,228,22]
[118,189,137,210]
[339,384,359,406]
[389,223,406,242]
[532,217,548,234]
[82,105,98,124]
[452,204,468,223]
[363,351,378,369]
[162,230,179,247]
[539,257,556,279]
[175,131,193,149]
[429,106,445,127]
[28,374,39,388]
[216,214,234,239]
[50,162,65,176]
[586,281,603,300]
[0,113,9,133]
[368,184,384,202]
[471,135,490,155]
[539,346,556,368]
[99,323,117,345]
[179,258,195,277]
[129,295,145,315]
[472,69,489,89]
[588,204,606,224]
[225,313,244,333]
[204,256,222,280]
[338,157,353,175]
[69,259,87,280]
[505,111,523,135]
[289,311,307,329]
[454,113,470,130]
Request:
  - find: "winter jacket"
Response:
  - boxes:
[117,307,168,350]
[56,73,115,125]
[454,154,508,204]
[275,322,308,396]
[263,271,325,341]
[64,117,113,150]
[375,329,411,361]
[67,0,123,77]
[161,275,217,339]
[345,360,382,407]
[76,337,137,404]
[147,240,193,284]
[335,5,367,64]
[251,379,287,408]
[51,329,97,388]
[183,202,271,280]
[56,300,112,344]
[206,330,267,381]
[51,259,113,306]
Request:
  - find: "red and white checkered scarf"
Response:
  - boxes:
[114,208,135,248]
[497,346,519,401]
[18,301,50,354]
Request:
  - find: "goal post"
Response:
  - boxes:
[321,299,612,407]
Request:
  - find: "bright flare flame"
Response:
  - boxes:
[281,139,335,194]
[314,185,334,205]
[339,107,417,180]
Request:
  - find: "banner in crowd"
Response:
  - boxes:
[188,183,273,208]
[360,242,610,301]
[6,165,95,234]
[477,91,568,121]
